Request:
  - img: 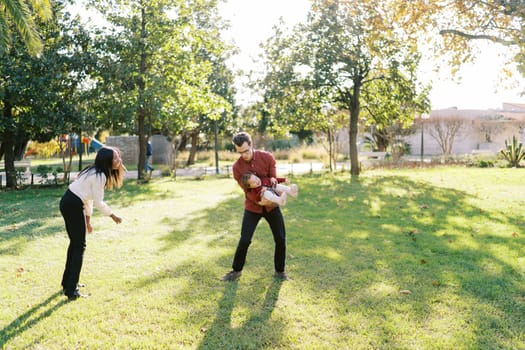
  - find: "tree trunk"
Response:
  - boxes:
[137,109,146,179]
[178,133,188,152]
[3,131,17,189]
[328,128,333,172]
[2,95,17,189]
[214,120,219,174]
[137,6,147,180]
[14,136,29,160]
[373,130,388,152]
[186,130,198,166]
[349,83,361,176]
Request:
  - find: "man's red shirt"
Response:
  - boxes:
[233,149,277,213]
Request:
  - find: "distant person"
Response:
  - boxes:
[145,140,154,173]
[221,131,290,282]
[59,147,125,300]
[240,172,298,206]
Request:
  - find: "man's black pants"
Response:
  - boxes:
[232,207,286,273]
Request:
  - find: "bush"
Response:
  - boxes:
[34,165,60,185]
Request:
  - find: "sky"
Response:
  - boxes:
[218,0,525,111]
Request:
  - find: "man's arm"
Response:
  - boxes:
[268,153,278,185]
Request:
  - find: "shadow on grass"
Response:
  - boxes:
[197,279,284,349]
[0,186,66,255]
[10,173,519,348]
[143,172,523,348]
[0,179,157,255]
[0,291,66,347]
[291,172,524,348]
[108,179,167,208]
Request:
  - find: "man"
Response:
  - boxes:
[221,131,289,281]
[145,140,154,174]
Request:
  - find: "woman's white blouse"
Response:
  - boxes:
[68,169,113,217]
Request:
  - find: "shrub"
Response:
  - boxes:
[500,136,525,167]
[26,140,60,158]
[35,165,58,184]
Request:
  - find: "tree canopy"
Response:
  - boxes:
[0,0,52,56]
[257,0,430,175]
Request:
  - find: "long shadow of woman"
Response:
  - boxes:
[198,279,285,349]
[0,290,67,346]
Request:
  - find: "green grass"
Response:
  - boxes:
[0,167,524,349]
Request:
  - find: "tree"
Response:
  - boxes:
[427,116,466,155]
[258,0,428,175]
[477,115,509,143]
[401,1,525,78]
[1,3,94,189]
[0,0,52,56]
[361,78,430,152]
[89,0,233,178]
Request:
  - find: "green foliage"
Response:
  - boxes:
[34,164,62,185]
[499,135,525,167]
[88,0,235,175]
[0,0,52,56]
[0,5,95,188]
[258,0,430,175]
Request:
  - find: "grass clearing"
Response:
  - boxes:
[0,167,524,349]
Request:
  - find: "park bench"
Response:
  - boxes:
[471,149,495,155]
[14,160,32,172]
[359,151,387,160]
[0,160,31,172]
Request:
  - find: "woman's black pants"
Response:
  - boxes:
[60,189,86,297]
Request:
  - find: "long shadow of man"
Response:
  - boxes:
[198,279,285,349]
[0,291,66,347]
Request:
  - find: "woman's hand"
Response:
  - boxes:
[85,215,93,233]
[110,213,123,224]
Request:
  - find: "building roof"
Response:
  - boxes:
[429,102,525,121]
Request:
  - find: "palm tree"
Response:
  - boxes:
[0,0,52,56]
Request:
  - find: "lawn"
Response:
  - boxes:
[0,167,523,349]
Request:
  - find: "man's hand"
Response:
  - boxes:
[269,177,278,186]
[259,197,276,207]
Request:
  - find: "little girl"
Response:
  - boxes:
[59,146,125,300]
[241,172,298,206]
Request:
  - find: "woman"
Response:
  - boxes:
[60,146,125,300]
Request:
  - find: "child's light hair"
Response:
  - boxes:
[241,172,254,189]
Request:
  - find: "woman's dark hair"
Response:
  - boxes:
[78,146,124,189]
[232,132,252,147]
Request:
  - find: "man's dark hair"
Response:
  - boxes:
[232,132,252,147]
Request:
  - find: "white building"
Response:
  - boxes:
[406,103,525,156]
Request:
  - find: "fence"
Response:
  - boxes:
[0,162,329,188]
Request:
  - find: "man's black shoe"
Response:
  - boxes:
[66,289,88,301]
[220,270,242,281]
[274,271,290,281]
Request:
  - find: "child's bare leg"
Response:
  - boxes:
[263,189,287,206]
[275,183,298,197]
